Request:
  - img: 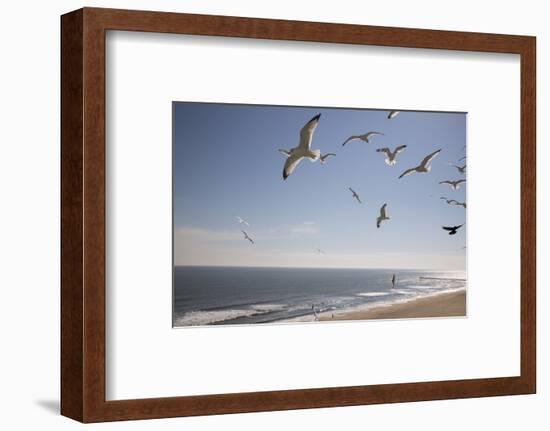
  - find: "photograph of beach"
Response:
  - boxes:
[173,102,467,327]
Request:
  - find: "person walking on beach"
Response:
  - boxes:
[391,273,396,289]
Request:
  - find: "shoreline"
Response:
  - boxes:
[320,289,466,321]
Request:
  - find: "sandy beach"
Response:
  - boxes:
[321,289,466,321]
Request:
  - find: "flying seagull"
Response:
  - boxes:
[241,230,254,244]
[450,164,467,174]
[442,224,464,235]
[391,273,396,288]
[236,216,249,226]
[439,179,466,190]
[440,197,467,208]
[388,110,400,119]
[342,131,384,146]
[282,114,322,180]
[376,145,407,166]
[319,152,336,164]
[376,203,389,228]
[398,149,441,179]
[348,187,362,204]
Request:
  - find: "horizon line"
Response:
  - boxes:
[174,264,466,272]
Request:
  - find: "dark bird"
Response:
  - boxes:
[440,197,467,208]
[439,179,466,190]
[450,164,467,174]
[442,224,464,235]
[376,203,389,228]
[376,145,407,166]
[342,131,384,146]
[398,149,441,178]
[242,230,254,244]
[349,187,362,204]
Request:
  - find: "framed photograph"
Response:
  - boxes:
[61,7,536,422]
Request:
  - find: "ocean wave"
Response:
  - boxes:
[174,302,290,326]
[357,292,391,297]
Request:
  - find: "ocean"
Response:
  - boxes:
[173,266,466,327]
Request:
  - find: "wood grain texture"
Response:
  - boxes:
[60,7,536,423]
[60,9,84,422]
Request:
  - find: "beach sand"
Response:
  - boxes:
[321,289,466,321]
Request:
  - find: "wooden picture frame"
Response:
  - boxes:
[61,7,536,423]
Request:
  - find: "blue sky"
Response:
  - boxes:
[173,102,466,270]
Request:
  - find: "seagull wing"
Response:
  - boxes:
[398,167,417,179]
[320,153,336,162]
[420,149,442,168]
[456,179,467,185]
[394,145,407,154]
[365,131,384,139]
[442,226,455,231]
[388,110,400,119]
[349,187,361,203]
[376,148,391,156]
[299,114,321,151]
[242,230,254,243]
[283,153,304,180]
[439,180,453,185]
[380,203,387,218]
[278,149,291,157]
[342,135,360,146]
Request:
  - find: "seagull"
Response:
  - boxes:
[440,197,467,208]
[376,145,407,166]
[388,110,400,119]
[398,149,441,179]
[317,248,325,254]
[319,153,336,164]
[348,187,362,204]
[391,273,396,288]
[342,131,384,146]
[439,179,466,190]
[442,224,464,235]
[241,230,254,244]
[236,216,249,226]
[376,203,389,228]
[450,164,467,174]
[282,114,322,180]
